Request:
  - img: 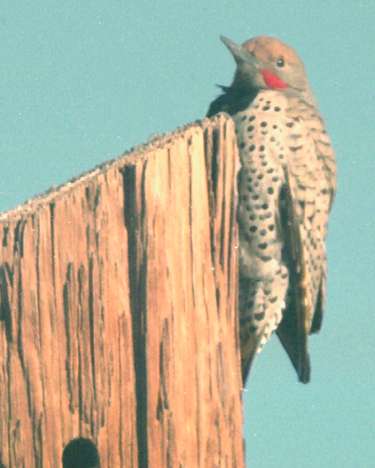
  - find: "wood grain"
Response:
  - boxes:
[0,114,244,467]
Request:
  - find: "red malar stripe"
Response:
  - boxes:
[261,69,288,89]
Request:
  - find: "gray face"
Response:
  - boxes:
[221,35,310,94]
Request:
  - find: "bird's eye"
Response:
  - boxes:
[276,57,285,68]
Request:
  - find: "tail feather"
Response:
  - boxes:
[240,333,258,384]
[276,309,310,383]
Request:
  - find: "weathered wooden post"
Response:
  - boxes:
[0,115,244,467]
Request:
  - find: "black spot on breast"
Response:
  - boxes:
[258,242,268,250]
[289,145,303,152]
[274,106,281,112]
[260,121,267,127]
[254,312,265,320]
[249,115,256,121]
[249,144,256,151]
[267,187,274,194]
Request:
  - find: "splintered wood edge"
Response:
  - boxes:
[0,114,234,223]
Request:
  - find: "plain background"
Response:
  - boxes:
[1,1,374,467]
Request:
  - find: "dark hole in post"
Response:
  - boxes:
[62,437,100,468]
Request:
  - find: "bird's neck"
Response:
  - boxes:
[284,85,317,108]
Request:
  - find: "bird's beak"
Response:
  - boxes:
[220,35,260,69]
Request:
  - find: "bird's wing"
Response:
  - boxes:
[276,170,312,383]
[276,111,336,382]
[309,118,336,332]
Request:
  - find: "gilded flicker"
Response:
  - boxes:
[207,36,336,384]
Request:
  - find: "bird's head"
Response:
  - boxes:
[222,35,310,97]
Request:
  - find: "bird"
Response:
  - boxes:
[207,35,336,384]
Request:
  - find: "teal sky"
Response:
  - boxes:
[1,2,374,467]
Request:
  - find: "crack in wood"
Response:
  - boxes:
[122,164,149,468]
